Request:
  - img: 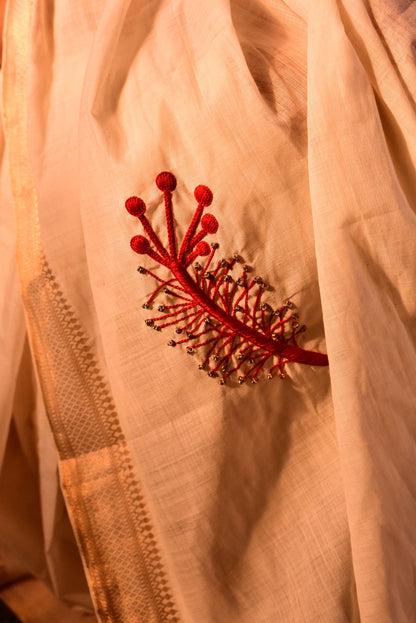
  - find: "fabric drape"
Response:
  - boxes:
[1,1,415,621]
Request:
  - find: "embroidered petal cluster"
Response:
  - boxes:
[126,172,328,385]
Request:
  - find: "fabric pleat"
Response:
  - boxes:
[1,1,415,621]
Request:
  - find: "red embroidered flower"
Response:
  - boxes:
[126,172,328,385]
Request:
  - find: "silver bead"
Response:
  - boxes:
[145,319,154,327]
[238,376,245,384]
[168,340,176,347]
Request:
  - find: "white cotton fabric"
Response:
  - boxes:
[1,0,416,621]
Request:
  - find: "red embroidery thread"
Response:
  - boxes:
[126,172,328,385]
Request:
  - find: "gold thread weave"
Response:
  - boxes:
[2,2,181,621]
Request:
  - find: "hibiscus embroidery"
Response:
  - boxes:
[126,172,328,385]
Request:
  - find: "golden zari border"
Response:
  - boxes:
[2,1,181,621]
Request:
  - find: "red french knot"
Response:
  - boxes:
[126,171,329,385]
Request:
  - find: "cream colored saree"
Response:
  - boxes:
[1,0,416,621]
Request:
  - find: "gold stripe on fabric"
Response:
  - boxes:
[2,1,181,621]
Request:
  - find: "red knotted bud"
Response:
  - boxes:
[196,241,211,256]
[125,196,146,217]
[156,171,177,192]
[201,213,218,234]
[194,185,213,206]
[130,235,150,254]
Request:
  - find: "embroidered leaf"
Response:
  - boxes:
[126,172,328,385]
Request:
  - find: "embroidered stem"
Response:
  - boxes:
[169,261,326,366]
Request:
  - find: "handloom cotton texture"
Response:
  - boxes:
[1,0,416,621]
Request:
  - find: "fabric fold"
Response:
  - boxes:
[307,2,416,621]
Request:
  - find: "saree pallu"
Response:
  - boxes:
[1,0,416,621]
